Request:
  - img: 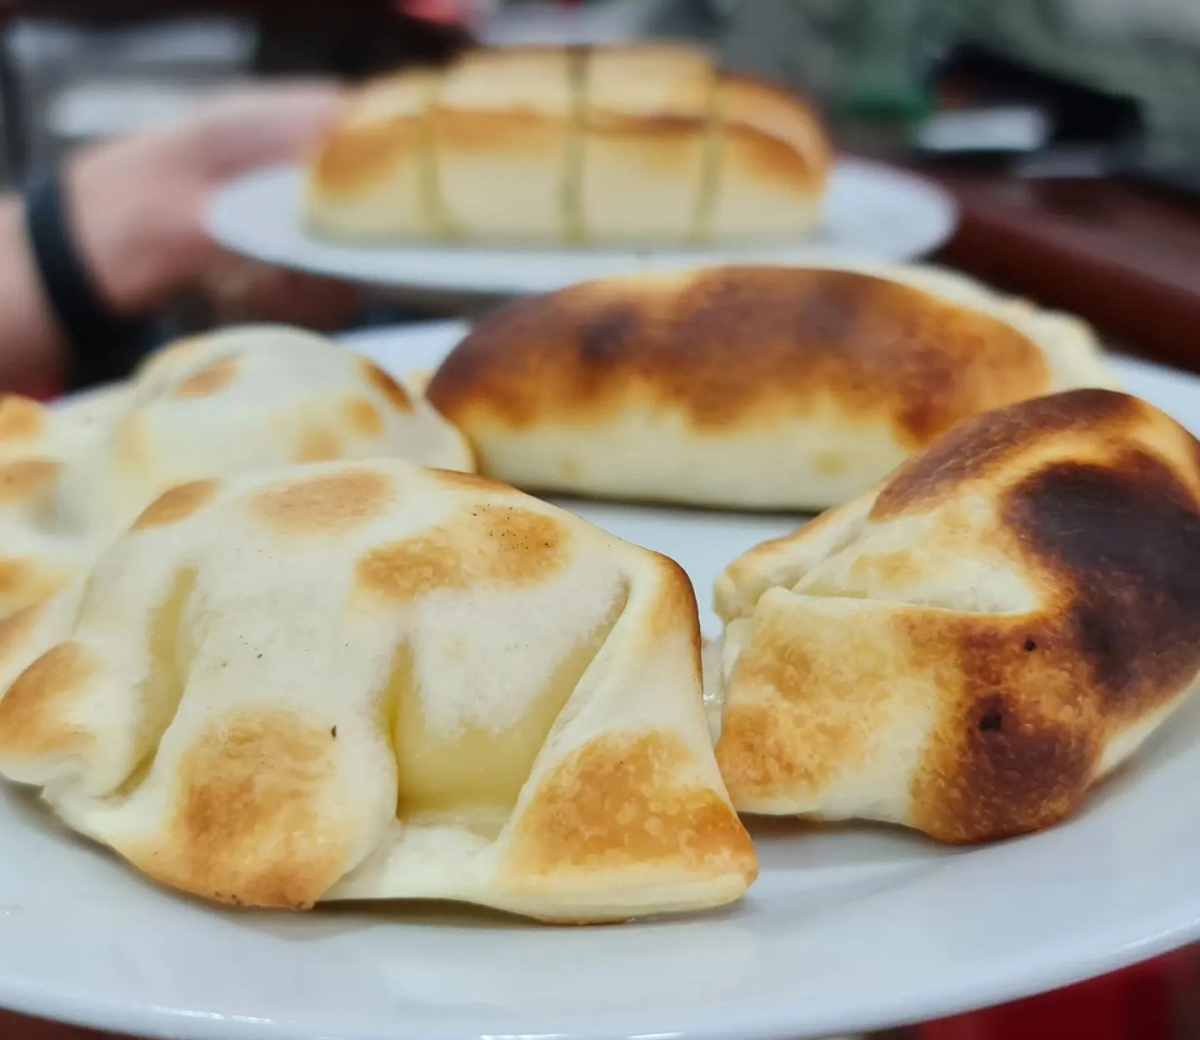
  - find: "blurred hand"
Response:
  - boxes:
[68,82,347,316]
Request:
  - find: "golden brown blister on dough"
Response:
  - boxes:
[250,469,394,535]
[0,397,45,444]
[132,480,222,531]
[360,359,414,414]
[129,711,350,908]
[0,604,44,668]
[344,397,384,438]
[509,732,756,882]
[294,427,344,464]
[355,504,566,602]
[173,358,240,399]
[717,602,938,804]
[0,642,100,758]
[0,559,67,611]
[0,459,58,504]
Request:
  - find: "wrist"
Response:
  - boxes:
[0,196,68,382]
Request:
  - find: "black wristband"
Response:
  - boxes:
[22,168,146,389]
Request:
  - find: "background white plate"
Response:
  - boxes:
[3,323,1199,1040]
[206,159,957,296]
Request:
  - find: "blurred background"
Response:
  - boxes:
[2,2,1200,1038]
[3,0,1200,373]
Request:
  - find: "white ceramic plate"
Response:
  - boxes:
[205,159,957,295]
[4,323,1200,1040]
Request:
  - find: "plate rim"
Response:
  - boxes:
[0,859,1195,1040]
[205,157,959,294]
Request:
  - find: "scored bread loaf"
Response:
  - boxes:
[712,390,1200,842]
[306,43,830,245]
[425,263,1117,511]
[0,460,757,920]
[0,325,471,618]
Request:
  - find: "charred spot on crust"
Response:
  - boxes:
[905,406,1200,843]
[1004,458,1200,713]
[913,685,1099,843]
[873,389,1139,519]
[579,303,640,367]
[429,267,1049,439]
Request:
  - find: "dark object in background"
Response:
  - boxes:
[250,0,469,78]
[0,23,27,185]
[9,0,470,76]
[0,0,473,387]
[918,43,1200,204]
[1125,161,1200,207]
[917,43,1143,168]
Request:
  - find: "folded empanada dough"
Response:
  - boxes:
[427,263,1117,510]
[713,389,1200,841]
[0,325,471,617]
[0,461,756,920]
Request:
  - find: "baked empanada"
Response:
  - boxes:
[713,390,1200,841]
[0,325,471,616]
[0,461,756,920]
[427,264,1115,510]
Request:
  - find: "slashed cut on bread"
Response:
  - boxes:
[306,43,830,244]
[0,460,756,920]
[713,390,1200,842]
[426,264,1117,511]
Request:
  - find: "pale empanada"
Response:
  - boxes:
[0,325,471,616]
[426,264,1116,511]
[712,389,1200,841]
[0,460,756,920]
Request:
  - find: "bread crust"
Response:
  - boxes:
[306,45,831,244]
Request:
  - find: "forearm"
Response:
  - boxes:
[0,82,342,391]
[0,195,67,387]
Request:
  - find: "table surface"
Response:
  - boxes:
[926,164,1200,374]
[0,1011,110,1038]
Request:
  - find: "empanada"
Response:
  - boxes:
[0,461,756,920]
[427,264,1116,510]
[0,325,471,616]
[712,389,1200,841]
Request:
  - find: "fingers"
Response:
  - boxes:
[177,80,350,181]
[68,80,351,315]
